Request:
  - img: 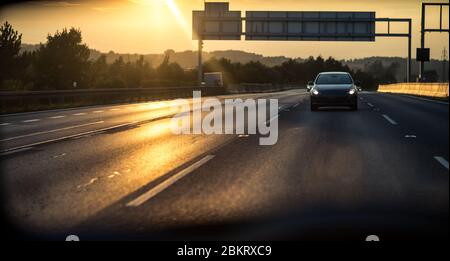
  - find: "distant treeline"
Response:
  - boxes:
[204,56,399,90]
[1,21,401,91]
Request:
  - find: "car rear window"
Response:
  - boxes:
[316,74,353,84]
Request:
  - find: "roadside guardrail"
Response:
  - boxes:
[378,83,449,98]
[0,84,304,114]
[227,83,303,94]
[0,87,225,114]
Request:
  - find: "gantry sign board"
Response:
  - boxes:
[246,11,375,41]
[192,2,241,40]
[193,3,376,41]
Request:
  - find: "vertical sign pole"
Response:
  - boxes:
[407,19,411,83]
[198,39,203,86]
[419,3,426,81]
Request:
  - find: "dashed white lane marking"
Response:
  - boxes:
[77,178,99,189]
[93,110,104,113]
[50,115,65,119]
[269,115,279,123]
[127,155,215,207]
[434,156,449,170]
[73,113,87,116]
[382,114,398,125]
[110,108,119,111]
[404,135,417,138]
[0,121,104,142]
[22,119,40,123]
[0,123,11,126]
[367,102,374,107]
[52,153,66,159]
[292,103,300,108]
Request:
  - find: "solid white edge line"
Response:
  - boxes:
[0,121,105,142]
[0,147,34,156]
[0,121,137,153]
[126,155,215,207]
[434,156,449,170]
[382,114,398,125]
[400,94,449,105]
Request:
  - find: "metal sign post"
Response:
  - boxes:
[419,3,449,81]
[375,18,412,82]
[193,3,241,85]
[198,39,203,85]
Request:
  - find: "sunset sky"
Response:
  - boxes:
[0,0,448,59]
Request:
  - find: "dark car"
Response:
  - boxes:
[307,72,360,111]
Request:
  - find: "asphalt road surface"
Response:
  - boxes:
[0,89,448,240]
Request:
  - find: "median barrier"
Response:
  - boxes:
[378,83,449,98]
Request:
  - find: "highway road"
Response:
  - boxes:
[0,89,448,240]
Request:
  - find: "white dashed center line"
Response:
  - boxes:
[22,119,40,123]
[367,103,374,107]
[73,113,87,116]
[50,115,65,119]
[382,114,398,125]
[127,155,215,207]
[267,114,279,124]
[93,110,104,113]
[0,123,11,126]
[434,156,449,170]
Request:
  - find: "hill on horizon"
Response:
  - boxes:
[20,43,448,82]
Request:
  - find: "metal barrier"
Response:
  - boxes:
[378,83,449,98]
[0,84,305,114]
[226,83,302,94]
[0,87,225,114]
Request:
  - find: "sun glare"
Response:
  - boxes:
[130,0,191,39]
[164,0,189,32]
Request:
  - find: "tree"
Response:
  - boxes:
[88,55,110,88]
[156,52,184,80]
[34,28,90,89]
[0,21,22,83]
